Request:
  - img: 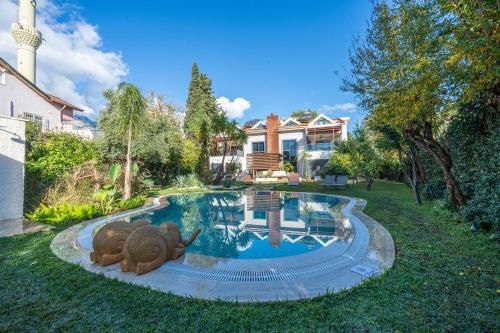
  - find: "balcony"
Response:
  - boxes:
[210,148,244,157]
[306,141,340,151]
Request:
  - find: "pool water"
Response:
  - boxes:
[131,191,355,259]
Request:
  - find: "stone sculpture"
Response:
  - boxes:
[90,219,150,266]
[120,223,201,275]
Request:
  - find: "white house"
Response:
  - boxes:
[0,0,95,137]
[0,57,85,133]
[209,112,349,178]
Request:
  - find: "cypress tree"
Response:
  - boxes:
[183,63,222,182]
[184,63,201,138]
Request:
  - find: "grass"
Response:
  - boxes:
[1,181,498,332]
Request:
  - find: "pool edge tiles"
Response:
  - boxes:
[51,192,395,302]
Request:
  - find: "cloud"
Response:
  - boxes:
[319,103,357,113]
[0,0,128,118]
[216,97,251,119]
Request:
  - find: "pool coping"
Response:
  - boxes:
[51,191,395,303]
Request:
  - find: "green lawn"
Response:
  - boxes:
[1,181,498,332]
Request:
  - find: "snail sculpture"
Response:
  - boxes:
[120,223,201,275]
[90,219,150,266]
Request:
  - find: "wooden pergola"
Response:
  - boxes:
[306,126,343,145]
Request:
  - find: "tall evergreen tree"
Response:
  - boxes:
[184,63,201,138]
[183,63,223,182]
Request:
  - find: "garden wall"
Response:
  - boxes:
[0,116,25,220]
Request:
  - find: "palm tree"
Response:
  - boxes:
[299,150,312,179]
[212,113,248,184]
[114,82,147,199]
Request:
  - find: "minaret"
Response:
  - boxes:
[11,0,42,85]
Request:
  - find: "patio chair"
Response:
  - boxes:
[288,173,300,186]
[334,175,349,190]
[321,175,336,188]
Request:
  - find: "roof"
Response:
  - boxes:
[47,94,84,111]
[281,117,301,126]
[244,119,262,128]
[0,57,84,111]
[308,113,346,127]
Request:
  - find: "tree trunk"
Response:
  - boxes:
[398,146,422,205]
[406,125,465,209]
[124,122,132,200]
[213,141,228,185]
[366,175,373,191]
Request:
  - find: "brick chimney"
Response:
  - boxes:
[266,113,279,154]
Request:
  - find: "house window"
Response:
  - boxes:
[252,141,265,153]
[282,139,297,164]
[314,118,332,125]
[0,68,5,85]
[253,211,267,219]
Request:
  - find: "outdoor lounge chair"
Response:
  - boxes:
[321,175,336,188]
[288,173,300,186]
[334,175,348,189]
[321,175,348,190]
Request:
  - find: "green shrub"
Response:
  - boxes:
[24,128,97,211]
[323,159,349,176]
[460,128,500,231]
[282,163,294,173]
[172,174,202,188]
[225,162,241,177]
[26,203,102,225]
[420,152,447,200]
[93,188,118,214]
[27,195,147,225]
[222,178,233,188]
[117,195,147,210]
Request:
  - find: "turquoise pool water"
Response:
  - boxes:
[132,191,354,259]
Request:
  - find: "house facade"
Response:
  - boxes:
[0,57,84,133]
[209,112,349,178]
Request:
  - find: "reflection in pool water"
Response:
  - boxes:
[132,191,355,259]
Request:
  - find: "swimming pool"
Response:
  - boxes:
[131,191,355,259]
[52,191,395,301]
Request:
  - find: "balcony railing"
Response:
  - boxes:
[306,141,340,151]
[210,149,244,157]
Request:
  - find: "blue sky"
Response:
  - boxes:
[0,0,374,129]
[79,0,373,128]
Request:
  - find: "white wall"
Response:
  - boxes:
[0,69,61,130]
[279,130,306,175]
[0,116,26,220]
[242,134,266,171]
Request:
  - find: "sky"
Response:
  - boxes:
[0,0,374,129]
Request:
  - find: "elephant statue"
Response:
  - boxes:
[90,219,150,266]
[120,223,201,275]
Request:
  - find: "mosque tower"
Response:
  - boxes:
[11,0,42,84]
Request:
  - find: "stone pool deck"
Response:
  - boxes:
[51,193,395,302]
